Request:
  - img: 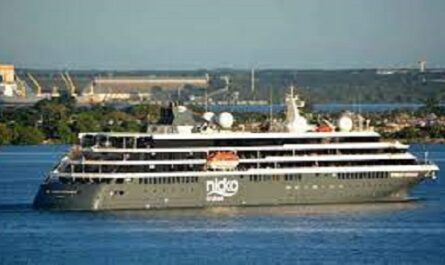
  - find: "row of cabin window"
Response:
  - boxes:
[81,136,153,149]
[58,177,199,185]
[284,174,303,181]
[337,172,389,180]
[81,136,381,148]
[68,159,415,174]
[82,148,406,161]
[248,174,303,182]
[59,177,112,184]
[137,176,199,185]
[249,175,282,182]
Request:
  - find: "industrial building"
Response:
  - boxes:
[0,64,20,98]
[0,64,15,83]
[78,75,210,104]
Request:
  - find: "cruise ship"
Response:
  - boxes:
[33,88,439,210]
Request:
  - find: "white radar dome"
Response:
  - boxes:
[338,115,353,132]
[217,112,234,129]
[202,112,215,122]
[177,105,187,113]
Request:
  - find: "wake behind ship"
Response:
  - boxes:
[33,88,439,210]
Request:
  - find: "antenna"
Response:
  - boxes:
[251,68,255,93]
[204,90,208,112]
[269,88,273,123]
[358,92,362,131]
[419,60,427,73]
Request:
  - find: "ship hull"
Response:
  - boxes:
[33,172,425,211]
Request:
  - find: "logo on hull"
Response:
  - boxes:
[206,178,239,202]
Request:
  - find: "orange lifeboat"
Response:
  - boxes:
[206,151,239,171]
[316,124,334,132]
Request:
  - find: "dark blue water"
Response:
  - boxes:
[0,144,444,265]
[209,103,428,113]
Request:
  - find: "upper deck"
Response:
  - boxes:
[79,131,382,149]
[79,87,385,149]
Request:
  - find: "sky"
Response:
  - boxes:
[0,0,444,70]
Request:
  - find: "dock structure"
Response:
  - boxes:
[79,75,210,104]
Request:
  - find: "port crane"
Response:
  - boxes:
[203,76,230,110]
[206,76,230,98]
[65,72,77,96]
[60,72,77,96]
[26,73,43,97]
[14,74,28,97]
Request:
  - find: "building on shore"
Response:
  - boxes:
[78,75,210,104]
[0,64,18,97]
[0,64,15,83]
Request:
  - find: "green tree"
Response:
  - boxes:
[13,125,45,145]
[35,100,70,139]
[102,111,138,132]
[420,97,445,115]
[0,123,12,144]
[72,112,100,133]
[56,121,76,143]
[129,104,160,123]
[122,120,142,132]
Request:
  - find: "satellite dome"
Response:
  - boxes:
[338,114,353,132]
[177,105,187,113]
[217,112,234,129]
[202,112,215,122]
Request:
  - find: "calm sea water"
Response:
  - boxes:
[0,144,444,265]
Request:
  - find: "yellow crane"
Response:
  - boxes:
[27,73,42,97]
[65,71,77,96]
[60,72,76,96]
[14,74,28,97]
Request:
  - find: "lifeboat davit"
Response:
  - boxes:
[206,151,239,171]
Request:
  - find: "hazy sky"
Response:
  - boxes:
[0,0,444,70]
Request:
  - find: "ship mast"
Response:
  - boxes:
[285,85,309,133]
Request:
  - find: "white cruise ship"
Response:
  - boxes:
[33,88,439,210]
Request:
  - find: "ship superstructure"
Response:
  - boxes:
[33,88,438,210]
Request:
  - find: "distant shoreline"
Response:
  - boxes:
[385,138,445,145]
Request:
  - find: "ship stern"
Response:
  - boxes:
[33,180,104,211]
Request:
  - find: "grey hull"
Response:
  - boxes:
[33,173,424,211]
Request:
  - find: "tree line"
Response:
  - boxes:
[0,97,161,145]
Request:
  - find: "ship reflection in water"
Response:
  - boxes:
[110,202,421,219]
